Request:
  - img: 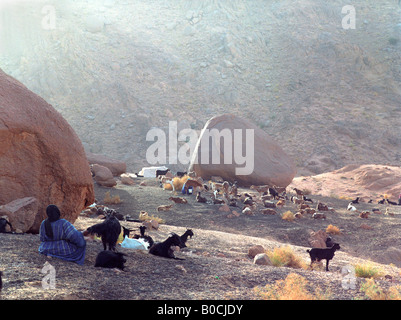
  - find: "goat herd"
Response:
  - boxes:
[83,169,358,274]
[83,214,194,270]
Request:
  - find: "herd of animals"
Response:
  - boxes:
[83,212,194,270]
[1,168,401,293]
[80,168,401,274]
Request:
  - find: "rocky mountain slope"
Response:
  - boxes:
[1,0,400,175]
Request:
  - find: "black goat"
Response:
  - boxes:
[307,243,341,271]
[267,187,279,199]
[196,191,207,203]
[0,218,12,233]
[350,197,360,204]
[133,226,154,248]
[85,215,121,251]
[302,195,314,203]
[176,171,187,177]
[94,251,126,270]
[156,169,170,177]
[149,233,184,260]
[179,229,194,248]
[325,236,334,248]
[122,226,134,239]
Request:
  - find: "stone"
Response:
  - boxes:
[218,204,231,212]
[0,68,94,233]
[86,151,126,176]
[308,230,327,248]
[253,253,272,266]
[261,208,277,215]
[248,245,265,258]
[120,174,135,185]
[91,164,117,187]
[0,197,39,233]
[188,114,296,187]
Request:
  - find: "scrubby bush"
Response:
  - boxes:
[326,224,341,235]
[360,278,401,300]
[267,246,306,269]
[281,211,295,222]
[354,262,382,279]
[253,273,331,300]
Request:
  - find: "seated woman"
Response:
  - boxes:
[39,204,86,265]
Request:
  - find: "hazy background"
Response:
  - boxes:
[1,0,400,176]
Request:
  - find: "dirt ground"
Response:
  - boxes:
[1,177,401,300]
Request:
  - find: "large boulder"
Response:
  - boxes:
[91,164,117,187]
[86,151,126,176]
[0,197,39,233]
[188,114,296,187]
[0,68,95,233]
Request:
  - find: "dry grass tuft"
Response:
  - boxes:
[253,272,331,300]
[103,191,121,204]
[281,211,295,222]
[326,224,341,235]
[354,262,382,279]
[267,246,307,269]
[360,278,401,300]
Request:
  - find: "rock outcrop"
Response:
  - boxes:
[188,114,296,187]
[91,164,117,187]
[0,68,95,233]
[86,151,126,176]
[0,197,39,233]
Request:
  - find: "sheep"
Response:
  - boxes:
[229,181,238,197]
[157,204,173,211]
[291,196,304,205]
[149,233,184,260]
[316,201,329,211]
[385,208,395,216]
[250,185,270,195]
[228,198,238,207]
[196,192,207,203]
[211,192,225,204]
[179,229,194,248]
[169,196,188,204]
[302,195,314,203]
[94,251,127,270]
[293,188,304,197]
[85,214,121,251]
[267,187,279,200]
[243,197,254,205]
[307,243,341,271]
[312,212,326,219]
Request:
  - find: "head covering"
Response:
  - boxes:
[44,205,61,239]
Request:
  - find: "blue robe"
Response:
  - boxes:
[39,219,86,265]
